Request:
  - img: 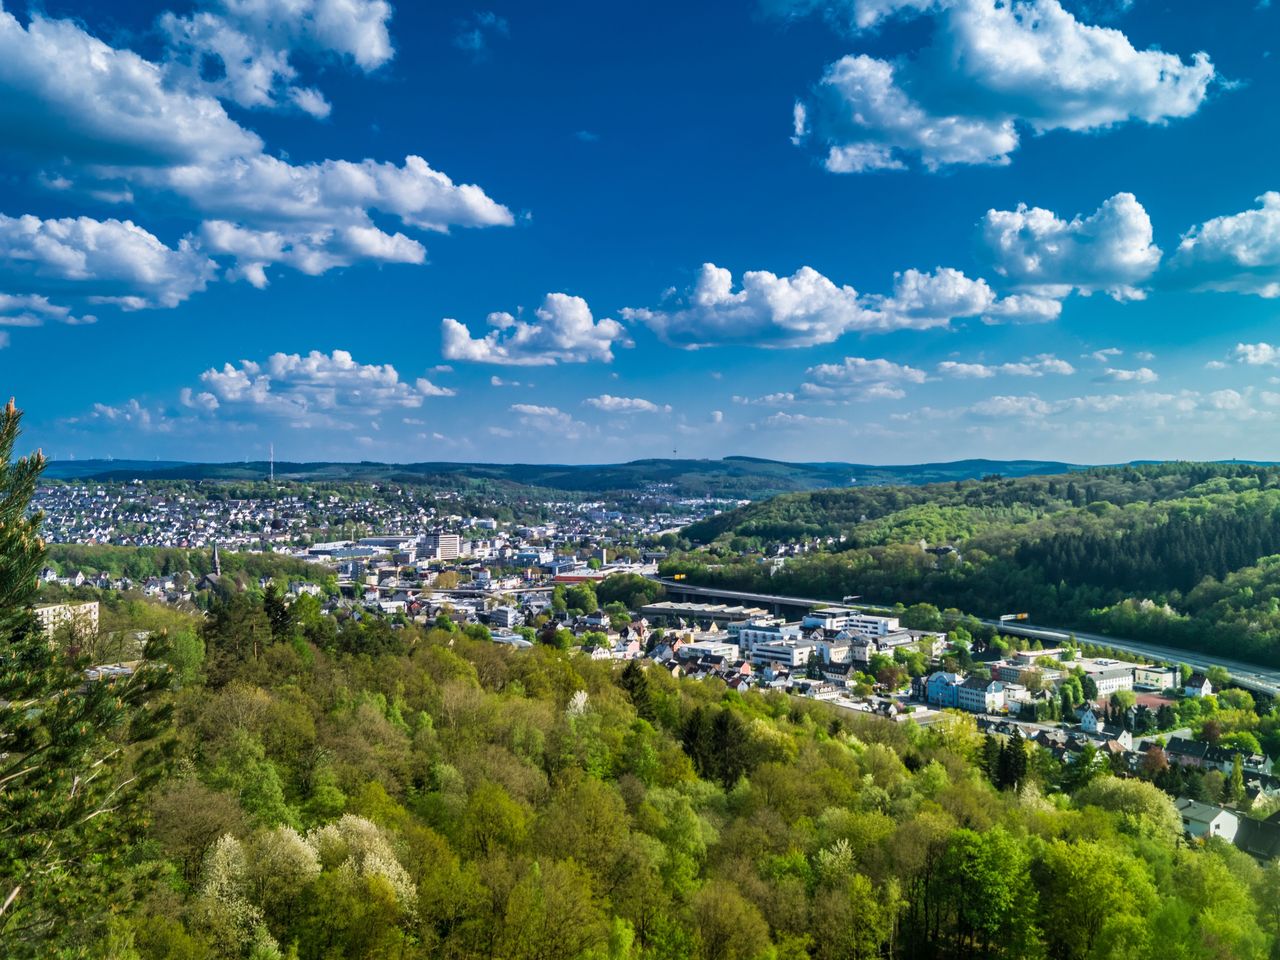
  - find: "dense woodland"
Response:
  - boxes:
[672,464,1280,665]
[5,409,1280,960]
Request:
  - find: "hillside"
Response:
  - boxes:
[671,462,1280,665]
[18,591,1280,959]
[42,456,1081,499]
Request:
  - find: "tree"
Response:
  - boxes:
[997,729,1029,793]
[1225,753,1245,804]
[565,583,598,614]
[262,583,295,641]
[618,660,654,722]
[1207,665,1231,690]
[901,602,943,631]
[0,400,173,955]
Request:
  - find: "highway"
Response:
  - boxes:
[647,576,1280,697]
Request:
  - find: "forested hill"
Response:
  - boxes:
[670,462,1280,665]
[42,456,1081,498]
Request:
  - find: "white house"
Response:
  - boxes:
[1175,798,1239,843]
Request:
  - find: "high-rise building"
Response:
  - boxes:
[422,533,461,560]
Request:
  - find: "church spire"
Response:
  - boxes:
[212,541,221,577]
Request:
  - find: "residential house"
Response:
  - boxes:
[1185,673,1214,698]
[1175,798,1240,843]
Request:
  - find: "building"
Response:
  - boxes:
[1175,798,1239,843]
[1076,659,1135,696]
[802,607,901,637]
[956,677,1005,714]
[924,671,963,708]
[639,600,770,624]
[1134,664,1179,690]
[34,600,100,639]
[677,639,741,661]
[421,533,461,561]
[735,620,802,652]
[487,606,520,629]
[1185,673,1214,698]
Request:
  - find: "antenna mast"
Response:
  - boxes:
[269,443,274,484]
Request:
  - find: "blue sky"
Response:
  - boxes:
[4,0,1280,465]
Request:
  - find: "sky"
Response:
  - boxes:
[5,0,1280,466]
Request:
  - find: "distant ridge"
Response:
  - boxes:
[42,455,1088,498]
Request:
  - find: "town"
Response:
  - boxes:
[36,506,1280,864]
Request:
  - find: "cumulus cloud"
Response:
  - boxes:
[1100,366,1158,383]
[802,356,926,400]
[0,6,512,312]
[161,0,394,117]
[981,193,1161,300]
[146,154,513,234]
[938,355,1075,378]
[191,349,452,421]
[0,214,215,308]
[1234,342,1280,366]
[201,219,423,288]
[808,55,1017,172]
[584,395,672,414]
[624,261,1072,350]
[790,0,1215,172]
[442,294,630,365]
[1170,193,1280,298]
[623,263,879,348]
[0,9,262,167]
[509,403,591,439]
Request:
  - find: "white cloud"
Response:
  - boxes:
[201,219,423,288]
[810,54,1017,172]
[584,395,672,414]
[623,263,909,349]
[0,292,95,327]
[0,10,262,167]
[0,6,512,311]
[145,154,513,235]
[1101,366,1158,383]
[981,193,1161,300]
[161,0,393,117]
[980,293,1064,324]
[194,349,452,421]
[938,355,1075,378]
[752,411,848,429]
[733,392,797,406]
[970,394,1055,418]
[802,356,926,400]
[792,0,1215,172]
[1170,193,1280,297]
[624,261,1067,350]
[509,403,591,439]
[0,214,215,308]
[442,294,630,365]
[871,267,998,327]
[1090,347,1124,362]
[1234,342,1280,365]
[87,398,169,431]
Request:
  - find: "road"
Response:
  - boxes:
[647,576,1280,697]
[988,621,1280,698]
